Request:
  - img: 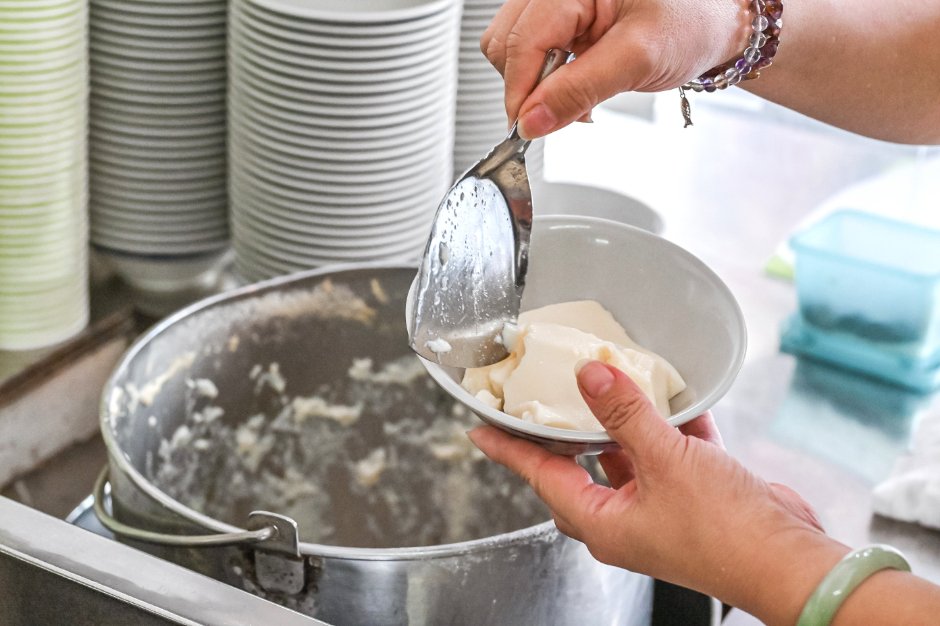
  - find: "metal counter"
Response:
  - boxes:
[0,497,325,625]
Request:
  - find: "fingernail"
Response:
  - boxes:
[518,103,557,140]
[577,111,594,124]
[578,361,614,399]
[573,358,592,375]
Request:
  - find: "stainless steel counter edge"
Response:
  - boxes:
[0,496,327,625]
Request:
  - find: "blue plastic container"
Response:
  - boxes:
[781,210,940,391]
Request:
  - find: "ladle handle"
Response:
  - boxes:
[507,48,574,150]
[92,465,276,548]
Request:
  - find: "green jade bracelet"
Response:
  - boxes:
[796,544,911,626]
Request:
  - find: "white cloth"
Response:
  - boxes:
[872,410,940,530]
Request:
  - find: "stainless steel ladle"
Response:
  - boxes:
[408,48,572,368]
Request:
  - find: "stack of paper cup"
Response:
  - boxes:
[454,0,544,179]
[228,0,461,281]
[0,0,89,350]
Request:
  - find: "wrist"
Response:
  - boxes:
[685,0,784,93]
[716,0,756,68]
[740,529,850,626]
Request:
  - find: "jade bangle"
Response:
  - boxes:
[797,544,911,626]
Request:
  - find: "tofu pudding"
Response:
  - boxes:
[461,300,686,432]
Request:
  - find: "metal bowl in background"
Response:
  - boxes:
[98,263,653,626]
[417,215,748,455]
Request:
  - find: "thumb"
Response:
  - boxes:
[577,361,679,462]
[517,28,640,139]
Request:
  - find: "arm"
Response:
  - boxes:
[468,361,940,625]
[743,0,940,144]
[833,570,940,626]
[481,0,940,144]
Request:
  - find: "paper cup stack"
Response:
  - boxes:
[88,0,229,280]
[228,0,461,281]
[0,0,89,350]
[454,0,544,179]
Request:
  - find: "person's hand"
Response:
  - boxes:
[468,361,849,625]
[480,0,751,139]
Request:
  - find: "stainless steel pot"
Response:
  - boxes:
[98,264,653,625]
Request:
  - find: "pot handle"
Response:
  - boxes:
[93,465,278,548]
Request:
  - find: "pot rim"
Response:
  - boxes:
[99,261,561,561]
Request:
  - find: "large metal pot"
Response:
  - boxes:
[98,264,653,625]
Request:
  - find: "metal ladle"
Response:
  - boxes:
[408,48,572,368]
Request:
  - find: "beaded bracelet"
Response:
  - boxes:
[678,0,784,126]
[796,544,911,626]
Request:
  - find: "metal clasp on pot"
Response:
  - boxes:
[247,511,307,595]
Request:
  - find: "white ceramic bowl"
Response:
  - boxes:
[413,215,747,455]
[89,219,226,239]
[230,45,450,85]
[91,172,222,194]
[232,206,429,248]
[90,231,228,256]
[92,141,223,161]
[229,88,450,131]
[229,177,443,222]
[91,0,225,17]
[90,17,224,40]
[238,56,447,93]
[234,4,454,46]
[233,71,444,107]
[89,29,224,52]
[91,195,227,217]
[230,26,451,70]
[532,182,664,234]
[92,86,224,108]
[90,115,224,136]
[0,10,83,32]
[0,29,83,53]
[245,0,456,27]
[232,236,418,279]
[232,229,422,267]
[90,39,222,62]
[89,161,225,183]
[91,73,223,97]
[244,232,428,256]
[231,16,446,60]
[0,0,88,351]
[0,1,81,17]
[90,149,223,170]
[92,97,224,118]
[93,245,228,293]
[0,182,84,206]
[231,122,440,162]
[227,106,446,147]
[234,198,433,236]
[91,54,225,74]
[231,141,441,181]
[229,159,449,199]
[91,63,225,85]
[92,185,221,204]
[229,75,445,119]
[0,282,85,310]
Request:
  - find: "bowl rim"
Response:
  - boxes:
[415,214,748,447]
[531,180,665,235]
